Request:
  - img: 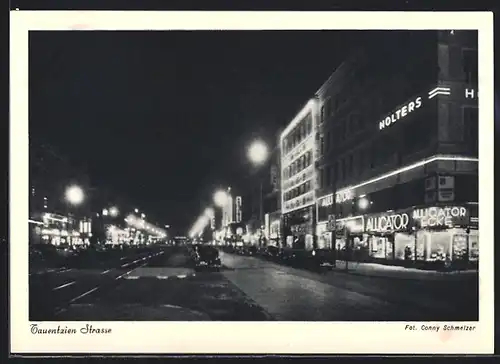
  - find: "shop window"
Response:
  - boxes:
[394,232,415,260]
[469,230,479,261]
[429,231,451,261]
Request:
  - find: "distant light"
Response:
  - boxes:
[109,206,119,217]
[204,207,215,218]
[213,190,229,207]
[102,208,109,216]
[65,185,84,205]
[248,140,268,165]
[135,208,139,213]
[141,213,146,219]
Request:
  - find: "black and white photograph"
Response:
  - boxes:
[11,11,494,354]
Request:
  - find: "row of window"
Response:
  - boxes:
[282,114,313,155]
[283,151,313,180]
[284,180,312,202]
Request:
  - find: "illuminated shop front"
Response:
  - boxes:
[283,206,315,250]
[334,215,366,260]
[265,211,282,247]
[315,194,335,250]
[34,213,90,246]
[364,204,478,264]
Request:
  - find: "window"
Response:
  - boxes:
[306,151,311,166]
[306,116,312,134]
[325,166,331,187]
[319,169,324,188]
[463,48,478,84]
[463,106,478,155]
[320,135,325,155]
[320,105,325,124]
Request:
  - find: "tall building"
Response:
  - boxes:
[280,99,319,250]
[313,30,478,264]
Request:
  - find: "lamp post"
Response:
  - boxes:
[247,140,269,241]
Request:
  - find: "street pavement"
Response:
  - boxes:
[29,246,478,321]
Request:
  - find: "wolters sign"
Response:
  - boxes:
[378,97,423,131]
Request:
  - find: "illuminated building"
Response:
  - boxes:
[280,98,319,250]
[313,30,478,265]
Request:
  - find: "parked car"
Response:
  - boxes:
[309,249,336,270]
[193,246,222,271]
[242,246,258,256]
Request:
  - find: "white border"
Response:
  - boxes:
[10,11,494,354]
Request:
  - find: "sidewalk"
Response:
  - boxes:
[330,260,478,281]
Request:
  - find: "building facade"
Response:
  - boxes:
[29,142,93,246]
[313,30,478,265]
[280,99,319,250]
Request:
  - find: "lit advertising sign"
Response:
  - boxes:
[413,206,469,228]
[235,196,242,223]
[365,211,411,233]
[316,194,334,223]
[336,216,364,234]
[336,189,354,203]
[465,88,478,99]
[378,96,423,131]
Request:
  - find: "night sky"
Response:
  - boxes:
[29,30,368,234]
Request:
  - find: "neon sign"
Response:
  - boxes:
[413,206,468,228]
[378,97,422,131]
[365,212,410,232]
[319,194,334,207]
[465,88,478,99]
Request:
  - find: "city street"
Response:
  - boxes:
[30,246,478,321]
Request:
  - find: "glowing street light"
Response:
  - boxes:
[358,197,370,210]
[134,208,139,213]
[204,207,215,218]
[65,185,84,206]
[248,139,268,166]
[109,206,119,217]
[213,190,229,207]
[102,208,109,216]
[141,213,146,219]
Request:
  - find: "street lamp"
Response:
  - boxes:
[358,197,370,210]
[109,206,119,217]
[248,139,268,166]
[213,190,229,207]
[247,140,269,235]
[65,185,84,206]
[134,208,139,214]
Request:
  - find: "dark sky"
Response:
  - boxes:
[29,30,363,234]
